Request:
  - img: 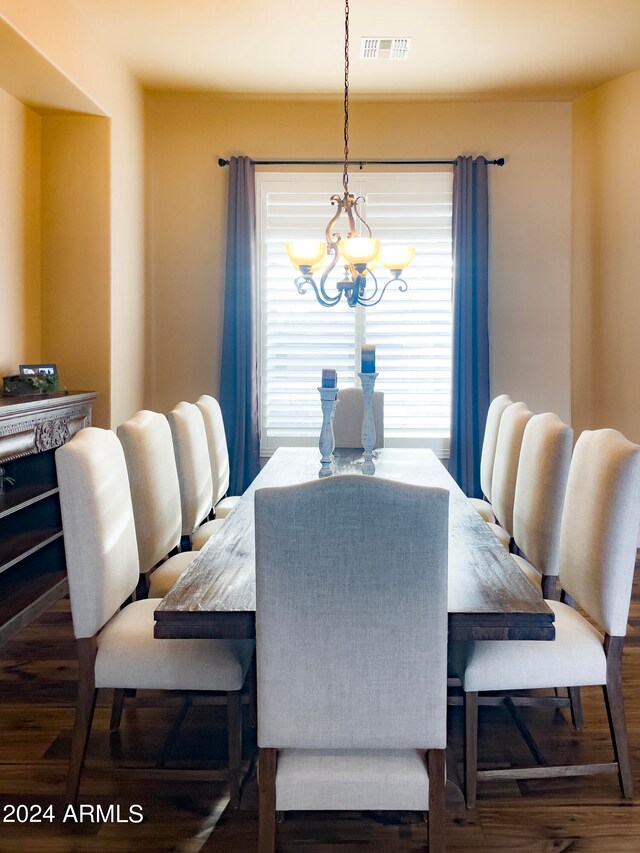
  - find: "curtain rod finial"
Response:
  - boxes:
[496,157,505,166]
[218,158,229,167]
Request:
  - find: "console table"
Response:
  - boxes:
[0,391,95,647]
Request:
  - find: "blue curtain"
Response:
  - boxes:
[448,156,490,498]
[219,156,260,494]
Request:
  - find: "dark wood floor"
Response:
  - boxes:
[1,565,640,852]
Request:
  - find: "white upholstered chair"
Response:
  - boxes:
[469,393,512,523]
[167,401,226,550]
[196,394,240,518]
[510,412,573,600]
[117,410,198,598]
[485,401,533,549]
[332,387,384,449]
[456,428,640,808]
[255,475,449,853]
[55,428,254,803]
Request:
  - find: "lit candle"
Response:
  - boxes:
[361,345,376,373]
[321,368,337,388]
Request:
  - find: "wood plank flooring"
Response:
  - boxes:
[0,564,639,851]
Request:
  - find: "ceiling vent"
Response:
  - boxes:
[360,37,411,61]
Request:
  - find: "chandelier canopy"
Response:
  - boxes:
[285,0,415,308]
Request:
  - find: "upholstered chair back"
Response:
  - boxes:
[167,402,213,536]
[332,387,384,449]
[196,395,231,506]
[55,428,140,639]
[479,394,512,501]
[491,402,533,535]
[255,475,449,750]
[512,413,573,578]
[117,410,182,573]
[558,429,640,637]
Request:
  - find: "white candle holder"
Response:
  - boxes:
[358,371,378,475]
[318,386,339,477]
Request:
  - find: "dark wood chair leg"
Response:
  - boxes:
[227,690,243,808]
[568,686,583,730]
[110,689,126,732]
[134,572,150,601]
[66,637,98,802]
[427,748,446,853]
[248,654,258,730]
[464,691,479,810]
[603,635,633,798]
[541,575,559,601]
[258,747,277,853]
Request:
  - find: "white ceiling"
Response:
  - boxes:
[71,0,640,100]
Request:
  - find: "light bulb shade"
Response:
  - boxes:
[286,240,326,270]
[379,245,416,271]
[339,237,380,266]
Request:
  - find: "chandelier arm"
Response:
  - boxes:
[318,246,342,301]
[353,196,372,238]
[326,197,345,245]
[363,267,380,300]
[358,276,409,308]
[345,194,357,238]
[295,273,343,307]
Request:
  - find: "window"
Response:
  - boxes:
[256,171,453,456]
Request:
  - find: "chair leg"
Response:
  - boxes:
[541,575,559,601]
[464,691,479,810]
[568,687,583,730]
[134,572,150,601]
[248,654,258,730]
[427,748,446,853]
[258,747,277,853]
[227,690,243,808]
[603,635,633,798]
[110,689,126,732]
[66,637,98,802]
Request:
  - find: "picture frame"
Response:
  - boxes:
[19,363,58,379]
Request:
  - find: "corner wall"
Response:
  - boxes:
[0,0,145,427]
[0,89,41,376]
[41,116,111,427]
[572,69,640,442]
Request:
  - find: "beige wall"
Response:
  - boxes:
[0,0,145,427]
[146,96,572,420]
[572,69,640,443]
[41,116,111,427]
[0,89,41,376]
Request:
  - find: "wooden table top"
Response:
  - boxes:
[155,448,554,642]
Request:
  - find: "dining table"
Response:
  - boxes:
[154,447,554,643]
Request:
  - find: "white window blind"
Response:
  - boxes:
[256,171,453,456]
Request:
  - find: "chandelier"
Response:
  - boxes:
[285,0,415,308]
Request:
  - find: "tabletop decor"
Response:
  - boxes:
[318,369,338,477]
[359,345,378,474]
[284,0,414,308]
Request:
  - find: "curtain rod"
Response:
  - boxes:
[217,157,505,167]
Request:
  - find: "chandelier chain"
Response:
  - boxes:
[343,0,350,194]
